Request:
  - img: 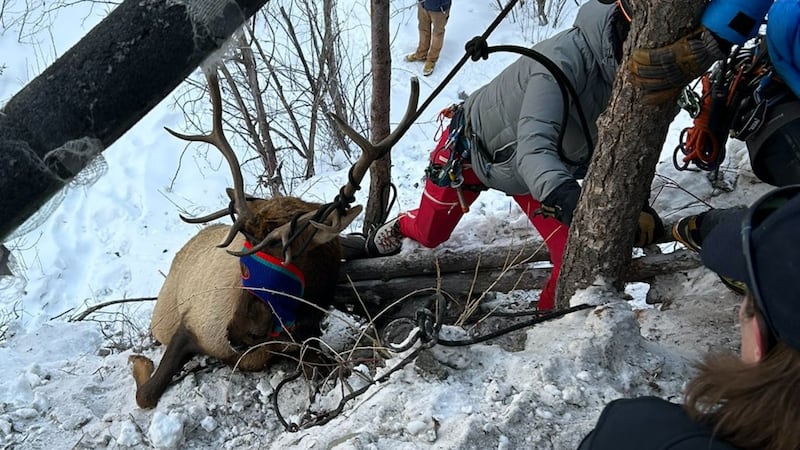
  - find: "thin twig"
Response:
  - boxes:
[70,297,156,322]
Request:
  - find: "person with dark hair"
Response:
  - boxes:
[580,184,800,450]
[405,0,452,76]
[365,0,664,311]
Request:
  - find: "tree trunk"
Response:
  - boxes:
[555,0,705,309]
[363,0,393,234]
[0,0,272,240]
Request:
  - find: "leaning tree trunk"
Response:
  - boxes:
[363,0,393,234]
[0,0,272,241]
[555,0,705,309]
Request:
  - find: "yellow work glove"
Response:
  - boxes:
[636,204,665,247]
[629,26,726,104]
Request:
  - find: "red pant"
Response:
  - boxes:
[398,130,569,310]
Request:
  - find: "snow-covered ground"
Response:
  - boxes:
[0,1,770,449]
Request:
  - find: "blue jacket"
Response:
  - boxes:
[420,0,451,12]
[766,0,800,97]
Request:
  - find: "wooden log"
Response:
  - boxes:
[339,240,552,282]
[335,247,701,310]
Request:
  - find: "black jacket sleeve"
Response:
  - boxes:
[579,397,740,450]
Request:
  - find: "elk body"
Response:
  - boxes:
[130,68,419,409]
[130,195,352,409]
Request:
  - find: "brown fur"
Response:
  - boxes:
[130,195,346,409]
[128,67,406,409]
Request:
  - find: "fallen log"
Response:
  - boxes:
[335,245,701,314]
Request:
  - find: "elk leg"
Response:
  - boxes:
[130,325,200,409]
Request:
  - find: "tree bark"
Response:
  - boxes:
[363,0,393,234]
[0,0,272,240]
[555,0,705,309]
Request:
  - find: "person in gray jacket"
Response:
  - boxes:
[366,0,663,310]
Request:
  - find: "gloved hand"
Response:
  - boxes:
[636,204,665,247]
[465,36,489,61]
[628,26,727,104]
[541,181,581,226]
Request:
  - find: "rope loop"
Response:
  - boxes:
[465,36,490,61]
[415,308,439,345]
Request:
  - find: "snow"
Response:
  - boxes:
[0,1,770,449]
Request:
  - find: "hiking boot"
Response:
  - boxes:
[672,215,702,252]
[719,276,748,295]
[365,217,404,257]
[423,61,436,76]
[405,52,426,62]
[674,215,747,295]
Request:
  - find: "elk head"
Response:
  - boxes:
[131,64,421,409]
[167,66,420,264]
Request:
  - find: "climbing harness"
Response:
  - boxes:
[674,36,791,173]
[425,103,474,212]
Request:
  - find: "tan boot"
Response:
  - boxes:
[404,52,427,62]
[423,61,435,76]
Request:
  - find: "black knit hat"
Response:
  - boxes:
[701,185,800,352]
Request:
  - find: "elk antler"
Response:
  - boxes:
[246,77,421,263]
[327,76,420,205]
[165,68,253,250]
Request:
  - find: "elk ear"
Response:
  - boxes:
[309,205,363,244]
[227,187,263,202]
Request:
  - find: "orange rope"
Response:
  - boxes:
[676,74,720,169]
[433,105,455,142]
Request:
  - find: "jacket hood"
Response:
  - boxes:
[572,1,621,85]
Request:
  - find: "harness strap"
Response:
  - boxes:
[427,103,482,212]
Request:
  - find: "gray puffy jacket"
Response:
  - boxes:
[464,1,621,202]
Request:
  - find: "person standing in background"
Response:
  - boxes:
[405,0,452,76]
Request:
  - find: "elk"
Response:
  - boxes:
[129,67,419,409]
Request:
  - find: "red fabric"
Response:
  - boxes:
[510,195,569,310]
[398,129,483,247]
[397,129,570,310]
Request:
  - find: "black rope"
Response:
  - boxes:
[392,0,523,142]
[271,300,596,431]
[268,0,609,432]
[486,44,595,166]
[436,303,594,347]
[271,370,304,432]
[371,182,399,231]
